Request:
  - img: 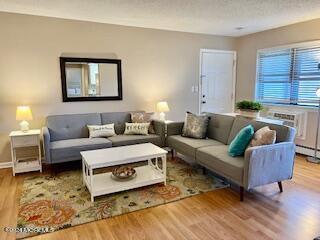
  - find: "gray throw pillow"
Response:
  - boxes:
[182,112,210,139]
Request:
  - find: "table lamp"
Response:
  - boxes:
[157,101,170,121]
[307,88,320,164]
[16,106,33,132]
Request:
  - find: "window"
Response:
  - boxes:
[256,43,320,107]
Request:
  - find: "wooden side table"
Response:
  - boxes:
[9,129,42,176]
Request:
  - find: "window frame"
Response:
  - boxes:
[255,40,320,108]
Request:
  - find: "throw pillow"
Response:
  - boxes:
[131,112,155,133]
[87,124,116,138]
[182,112,210,139]
[124,122,150,135]
[248,126,276,147]
[228,125,254,157]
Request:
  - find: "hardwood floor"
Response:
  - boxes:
[0,154,319,240]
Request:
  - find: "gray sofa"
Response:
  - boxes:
[167,113,296,200]
[42,111,165,164]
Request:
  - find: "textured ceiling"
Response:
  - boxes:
[1,0,320,36]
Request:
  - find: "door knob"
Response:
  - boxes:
[202,101,206,104]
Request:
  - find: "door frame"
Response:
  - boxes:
[198,49,237,114]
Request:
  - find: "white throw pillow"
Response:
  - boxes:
[124,122,150,135]
[248,126,276,147]
[87,124,116,138]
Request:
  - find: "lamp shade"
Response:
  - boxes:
[157,101,170,112]
[16,106,33,121]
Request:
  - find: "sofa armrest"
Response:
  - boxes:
[167,122,184,136]
[243,142,296,190]
[152,120,166,147]
[42,127,51,163]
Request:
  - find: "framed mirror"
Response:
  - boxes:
[60,57,122,102]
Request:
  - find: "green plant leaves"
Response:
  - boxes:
[236,100,263,111]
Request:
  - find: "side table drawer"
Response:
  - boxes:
[11,135,39,147]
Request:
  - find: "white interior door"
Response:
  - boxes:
[199,49,236,114]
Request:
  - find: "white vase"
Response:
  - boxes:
[239,110,260,119]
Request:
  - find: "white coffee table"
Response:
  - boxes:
[81,143,167,202]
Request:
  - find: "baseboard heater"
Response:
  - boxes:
[296,144,320,157]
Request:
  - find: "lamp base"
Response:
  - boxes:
[306,156,320,164]
[20,120,30,132]
[159,112,166,121]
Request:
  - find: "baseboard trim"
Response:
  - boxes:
[0,162,12,169]
[296,145,320,158]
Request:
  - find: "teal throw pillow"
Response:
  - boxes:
[228,125,254,157]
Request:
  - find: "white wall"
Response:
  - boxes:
[236,18,320,149]
[0,12,236,162]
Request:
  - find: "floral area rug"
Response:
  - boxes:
[17,158,228,239]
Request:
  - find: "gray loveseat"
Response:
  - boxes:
[167,113,296,200]
[43,111,165,164]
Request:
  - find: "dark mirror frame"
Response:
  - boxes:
[60,57,123,102]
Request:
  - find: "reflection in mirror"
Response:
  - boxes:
[60,58,122,102]
[65,62,118,97]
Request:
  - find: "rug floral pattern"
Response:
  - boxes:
[17,158,228,239]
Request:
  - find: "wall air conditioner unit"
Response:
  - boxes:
[266,111,307,140]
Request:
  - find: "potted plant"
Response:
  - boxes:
[236,100,263,119]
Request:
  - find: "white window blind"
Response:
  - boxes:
[256,44,320,106]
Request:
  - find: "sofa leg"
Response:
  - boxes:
[50,164,57,177]
[55,164,58,176]
[278,181,283,192]
[171,149,175,159]
[240,186,244,201]
[50,164,54,177]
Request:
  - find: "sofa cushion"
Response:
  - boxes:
[196,145,244,184]
[206,113,235,144]
[101,112,144,135]
[108,134,161,147]
[131,112,155,133]
[167,135,223,159]
[182,112,210,139]
[227,116,251,144]
[50,138,112,163]
[251,121,295,143]
[248,126,276,147]
[47,113,101,141]
[228,125,254,157]
[124,122,150,135]
[87,124,116,138]
[227,116,296,144]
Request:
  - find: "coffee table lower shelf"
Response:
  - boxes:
[83,165,166,202]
